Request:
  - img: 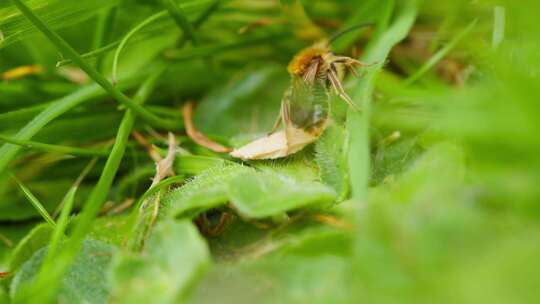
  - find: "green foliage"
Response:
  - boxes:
[11,239,116,304]
[0,0,120,47]
[163,164,252,218]
[1,0,540,303]
[8,224,52,273]
[228,170,336,218]
[315,125,349,200]
[110,220,209,304]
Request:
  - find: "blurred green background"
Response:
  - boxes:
[1,0,539,303]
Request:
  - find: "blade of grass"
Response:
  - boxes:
[0,135,109,157]
[16,66,166,304]
[125,175,186,251]
[404,20,476,85]
[10,174,56,227]
[347,1,417,202]
[492,6,505,49]
[177,0,219,47]
[112,11,168,84]
[92,7,116,69]
[0,75,141,175]
[160,0,199,45]
[28,159,97,300]
[11,0,179,130]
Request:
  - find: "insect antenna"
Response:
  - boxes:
[327,22,375,46]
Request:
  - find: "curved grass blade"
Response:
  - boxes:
[11,0,179,130]
[112,11,168,84]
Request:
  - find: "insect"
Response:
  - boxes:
[230,24,374,160]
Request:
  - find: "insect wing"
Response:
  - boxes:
[288,76,330,132]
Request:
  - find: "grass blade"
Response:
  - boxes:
[10,174,56,227]
[112,11,168,84]
[160,0,199,45]
[347,2,417,202]
[405,20,477,85]
[11,0,179,130]
[0,135,109,157]
[26,158,98,301]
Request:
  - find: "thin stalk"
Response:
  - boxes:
[57,40,121,67]
[112,11,168,84]
[125,174,186,251]
[161,0,199,45]
[92,8,116,69]
[177,0,220,47]
[10,174,56,227]
[0,135,109,157]
[11,0,179,130]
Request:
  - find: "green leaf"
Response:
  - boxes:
[372,136,424,184]
[86,215,132,247]
[163,164,253,218]
[8,224,52,272]
[10,239,116,304]
[228,170,336,218]
[194,67,288,139]
[315,125,350,201]
[165,162,336,220]
[371,142,465,203]
[110,220,210,304]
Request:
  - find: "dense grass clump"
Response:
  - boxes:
[1,0,539,303]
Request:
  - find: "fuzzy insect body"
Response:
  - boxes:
[230,44,366,160]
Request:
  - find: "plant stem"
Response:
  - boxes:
[161,0,199,45]
[112,11,168,84]
[0,135,109,157]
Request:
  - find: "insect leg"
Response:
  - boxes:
[328,68,360,111]
[332,56,376,67]
[281,97,293,153]
[332,56,377,78]
[268,111,282,134]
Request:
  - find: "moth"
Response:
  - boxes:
[231,26,373,160]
